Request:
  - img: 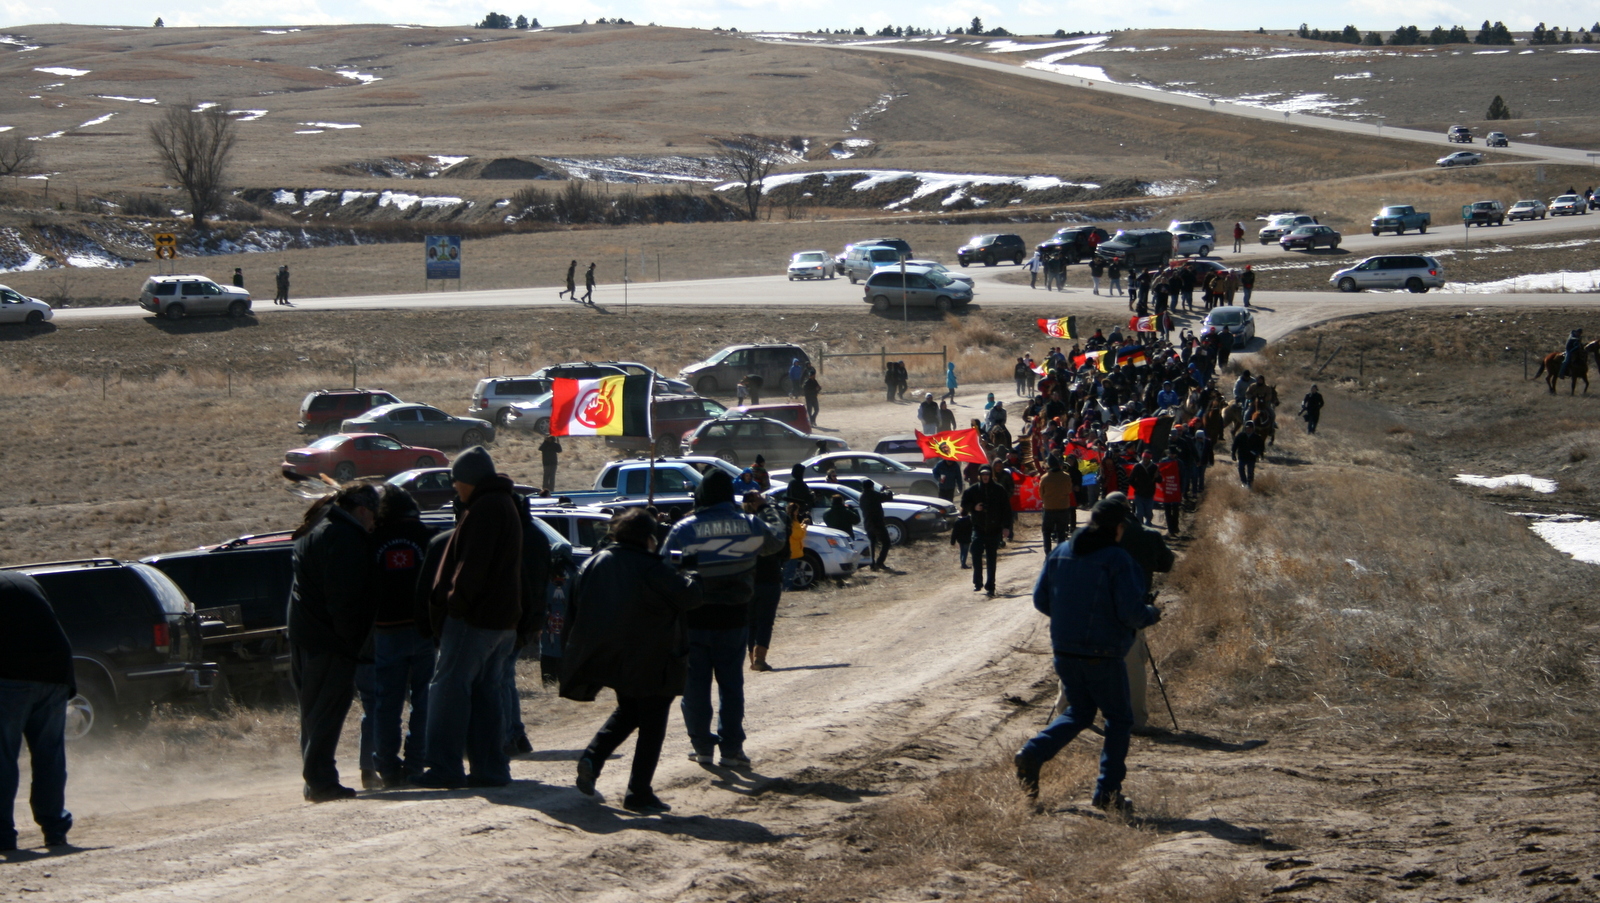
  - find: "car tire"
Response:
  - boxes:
[982,254,996,267]
[533,417,551,435]
[65,678,114,742]
[25,310,43,326]
[885,519,906,545]
[164,303,185,320]
[1259,237,1267,245]
[791,552,822,590]
[848,273,858,284]
[496,408,514,428]
[872,295,890,312]
[461,428,486,447]
[1013,254,1024,265]
[696,376,717,395]
[911,480,938,496]
[1337,277,1359,293]
[320,421,341,437]
[715,448,739,465]
[1418,224,1426,234]
[416,456,437,467]
[1371,229,1380,236]
[935,297,951,313]
[227,300,248,318]
[788,276,795,281]
[1331,240,1340,249]
[334,461,357,481]
[657,434,681,456]
[1406,278,1427,294]
[1198,245,1211,258]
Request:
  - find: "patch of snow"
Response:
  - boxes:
[1250,48,1393,61]
[393,24,419,28]
[294,129,324,135]
[33,66,88,77]
[1455,473,1557,493]
[94,95,158,104]
[230,109,267,122]
[1523,514,1600,564]
[377,191,462,211]
[1473,50,1509,54]
[848,92,901,131]
[1440,268,1600,294]
[1100,45,1170,52]
[739,169,1099,200]
[77,113,115,128]
[547,155,721,184]
[985,37,1104,53]
[1333,71,1371,79]
[1023,61,1112,81]
[494,198,511,208]
[302,190,331,205]
[273,189,298,205]
[1558,48,1600,54]
[1036,40,1110,63]
[301,122,360,129]
[64,251,122,268]
[193,101,219,111]
[1518,49,1535,54]
[336,70,382,84]
[431,155,469,168]
[341,190,376,205]
[261,29,289,34]
[0,35,41,51]
[0,127,10,132]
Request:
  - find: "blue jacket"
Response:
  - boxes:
[1033,530,1157,659]
[662,500,782,629]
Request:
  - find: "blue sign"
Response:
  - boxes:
[426,235,461,280]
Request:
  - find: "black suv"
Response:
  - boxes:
[2,559,218,740]
[1095,229,1175,271]
[957,233,1027,267]
[298,388,402,436]
[143,534,298,703]
[1035,227,1109,264]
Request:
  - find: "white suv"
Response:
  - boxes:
[0,284,51,326]
[138,275,251,320]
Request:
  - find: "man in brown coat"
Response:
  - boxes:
[1038,456,1076,554]
[413,445,524,789]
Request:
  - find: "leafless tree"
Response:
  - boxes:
[710,135,786,221]
[148,103,237,230]
[0,132,38,178]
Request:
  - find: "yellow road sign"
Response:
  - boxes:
[155,246,176,259]
[153,232,177,247]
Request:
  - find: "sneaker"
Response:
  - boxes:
[361,769,383,791]
[575,756,597,796]
[379,772,410,789]
[409,770,467,790]
[688,750,713,765]
[623,790,671,815]
[42,833,68,847]
[1013,751,1041,800]
[1092,790,1133,815]
[303,784,358,803]
[720,750,752,769]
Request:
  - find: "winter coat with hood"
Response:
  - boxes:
[289,504,376,660]
[559,540,704,701]
[428,474,523,636]
[1033,525,1157,659]
[660,471,783,630]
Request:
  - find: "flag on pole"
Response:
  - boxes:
[1037,316,1078,339]
[914,428,988,463]
[1072,350,1107,371]
[550,375,653,437]
[1128,315,1158,333]
[1112,417,1158,444]
[1116,345,1150,367]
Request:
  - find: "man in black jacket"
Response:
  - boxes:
[563,509,703,814]
[539,435,562,493]
[1300,385,1325,434]
[1129,451,1159,526]
[961,467,1013,597]
[858,480,892,571]
[362,487,438,788]
[1231,421,1266,488]
[288,482,379,802]
[0,572,75,849]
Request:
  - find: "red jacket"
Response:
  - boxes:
[1155,459,1182,504]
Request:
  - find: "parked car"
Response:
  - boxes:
[1,558,218,740]
[1370,205,1431,236]
[1034,226,1109,264]
[143,534,299,703]
[1464,200,1506,227]
[298,388,402,436]
[957,233,1027,267]
[1436,151,1484,167]
[592,456,741,492]
[1486,131,1509,148]
[764,480,949,545]
[590,361,695,396]
[1172,232,1214,257]
[0,284,51,326]
[895,259,974,288]
[468,364,629,426]
[138,274,251,320]
[1279,224,1342,251]
[282,433,448,481]
[862,265,973,313]
[1509,199,1548,221]
[341,403,494,448]
[386,467,538,511]
[1200,306,1256,344]
[679,342,811,396]
[1166,220,1217,241]
[684,415,846,467]
[1096,229,1175,270]
[801,452,940,496]
[842,244,906,283]
[787,250,835,280]
[1447,125,1473,143]
[1258,214,1314,244]
[727,403,811,434]
[1550,194,1587,216]
[835,238,912,274]
[874,434,934,465]
[610,394,729,455]
[1330,255,1445,293]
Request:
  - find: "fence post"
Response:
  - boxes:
[942,345,948,374]
[102,373,107,401]
[352,360,358,388]
[1523,349,1527,380]
[1358,350,1363,382]
[1313,335,1322,369]
[880,346,886,378]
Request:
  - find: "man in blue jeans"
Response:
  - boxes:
[414,446,523,790]
[0,572,74,850]
[1014,497,1159,813]
[662,470,782,768]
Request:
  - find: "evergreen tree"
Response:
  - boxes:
[1429,25,1447,44]
[477,11,513,28]
[1486,95,1513,120]
[1387,25,1420,45]
[153,16,164,26]
[514,14,527,27]
[530,17,540,26]
[1363,31,1383,45]
[1297,23,1311,38]
[969,16,983,34]
[1475,19,1492,44]
[1530,23,1546,45]
[1341,25,1361,43]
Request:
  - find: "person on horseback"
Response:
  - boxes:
[1560,329,1584,378]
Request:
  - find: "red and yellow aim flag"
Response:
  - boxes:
[1113,417,1158,444]
[550,375,653,437]
[1128,315,1158,333]
[915,428,988,463]
[1037,316,1078,339]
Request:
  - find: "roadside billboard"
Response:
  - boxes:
[426,235,461,280]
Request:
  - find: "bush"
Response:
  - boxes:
[1486,95,1514,120]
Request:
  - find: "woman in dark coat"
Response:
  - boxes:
[562,509,703,814]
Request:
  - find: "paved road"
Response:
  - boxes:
[841,44,1600,166]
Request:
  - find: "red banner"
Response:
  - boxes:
[914,428,988,463]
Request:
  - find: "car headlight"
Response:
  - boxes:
[912,510,937,521]
[825,537,843,548]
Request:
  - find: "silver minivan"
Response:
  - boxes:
[862,265,973,312]
[1330,255,1445,293]
[842,245,906,283]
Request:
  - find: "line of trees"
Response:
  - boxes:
[477,13,541,28]
[1295,21,1597,46]
[1529,24,1597,45]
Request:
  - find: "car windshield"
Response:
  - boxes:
[705,348,733,364]
[1290,226,1315,235]
[1556,195,1579,202]
[970,235,996,244]
[1270,216,1297,226]
[1210,310,1247,326]
[1512,201,1533,207]
[927,270,954,288]
[794,252,825,263]
[309,435,347,450]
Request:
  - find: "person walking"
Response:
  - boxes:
[743,492,787,672]
[944,362,958,402]
[802,370,822,424]
[1025,250,1043,289]
[1039,456,1075,554]
[1231,222,1244,253]
[961,466,1013,597]
[1013,358,1030,397]
[1014,497,1160,811]
[1239,265,1255,308]
[1089,255,1105,295]
[232,267,244,289]
[858,479,892,571]
[0,572,75,850]
[938,400,957,432]
[538,435,562,494]
[559,260,578,301]
[1300,384,1325,434]
[950,511,972,569]
[1231,421,1265,488]
[564,509,704,814]
[581,262,596,305]
[933,456,962,502]
[413,446,523,790]
[287,482,379,802]
[662,470,782,769]
[1129,450,1159,526]
[1156,446,1183,537]
[884,362,898,402]
[787,358,805,399]
[1108,259,1123,297]
[917,393,940,435]
[275,265,291,305]
[823,494,858,534]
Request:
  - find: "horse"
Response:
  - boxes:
[1532,341,1600,395]
[1221,401,1245,438]
[1247,397,1277,447]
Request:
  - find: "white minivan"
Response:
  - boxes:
[842,245,906,283]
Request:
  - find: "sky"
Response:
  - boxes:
[2,0,1597,36]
